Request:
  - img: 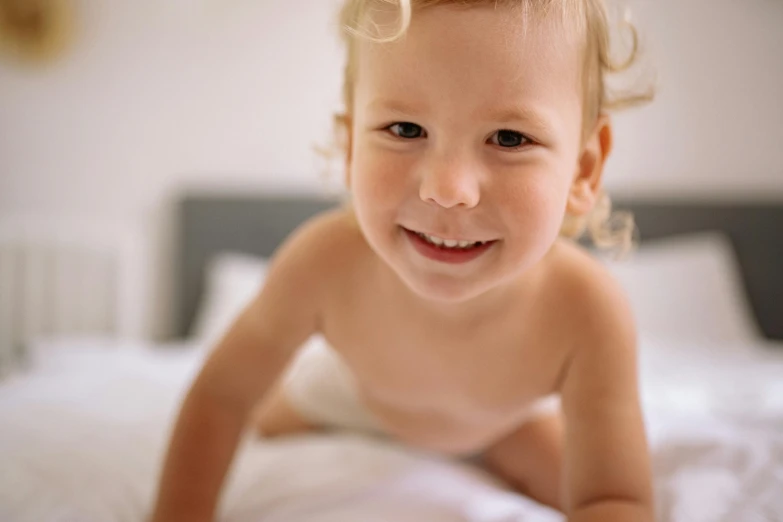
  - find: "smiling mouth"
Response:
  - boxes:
[401,226,498,264]
[411,230,489,250]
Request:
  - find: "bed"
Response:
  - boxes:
[1,194,782,522]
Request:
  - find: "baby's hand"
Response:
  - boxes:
[569,501,653,522]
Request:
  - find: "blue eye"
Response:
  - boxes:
[491,130,530,149]
[388,122,424,139]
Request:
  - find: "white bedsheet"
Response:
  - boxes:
[1,338,782,522]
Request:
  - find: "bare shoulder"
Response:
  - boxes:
[534,240,638,395]
[544,240,636,352]
[251,204,378,326]
[264,205,370,290]
[276,205,365,258]
[224,205,370,355]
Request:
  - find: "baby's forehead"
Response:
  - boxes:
[354,5,584,101]
[357,2,585,48]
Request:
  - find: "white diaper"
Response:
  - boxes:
[282,336,383,433]
[518,394,561,424]
[282,336,561,437]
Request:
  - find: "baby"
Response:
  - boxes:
[152,1,655,520]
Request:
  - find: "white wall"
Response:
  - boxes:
[1,0,781,338]
[0,0,346,338]
[610,0,783,199]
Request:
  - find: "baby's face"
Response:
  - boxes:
[348,4,586,302]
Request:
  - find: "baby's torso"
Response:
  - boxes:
[320,313,568,454]
[312,215,577,454]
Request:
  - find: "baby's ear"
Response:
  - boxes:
[567,115,613,216]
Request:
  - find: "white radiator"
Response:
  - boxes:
[0,219,146,375]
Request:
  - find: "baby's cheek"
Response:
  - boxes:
[499,178,567,240]
[358,160,415,217]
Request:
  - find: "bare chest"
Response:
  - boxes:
[320,292,567,452]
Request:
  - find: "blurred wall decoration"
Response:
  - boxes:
[0,0,74,65]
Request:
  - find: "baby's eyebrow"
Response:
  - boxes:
[481,105,556,132]
[367,98,424,116]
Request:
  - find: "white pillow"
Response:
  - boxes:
[605,232,761,345]
[190,252,269,345]
[638,334,783,421]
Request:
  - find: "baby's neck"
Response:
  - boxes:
[382,259,547,327]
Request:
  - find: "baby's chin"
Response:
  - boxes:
[393,244,560,306]
[393,267,512,305]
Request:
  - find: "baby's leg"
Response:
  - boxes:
[252,382,320,438]
[480,412,564,511]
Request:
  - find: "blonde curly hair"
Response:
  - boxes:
[328,0,654,255]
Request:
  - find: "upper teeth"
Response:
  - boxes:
[418,232,482,249]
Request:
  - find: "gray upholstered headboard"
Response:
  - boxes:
[175,193,341,338]
[175,193,783,341]
[627,202,783,341]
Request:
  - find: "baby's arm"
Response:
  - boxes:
[150,214,338,522]
[560,276,654,522]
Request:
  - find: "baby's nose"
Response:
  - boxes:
[418,157,481,209]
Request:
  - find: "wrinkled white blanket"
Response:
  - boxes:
[0,340,781,522]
